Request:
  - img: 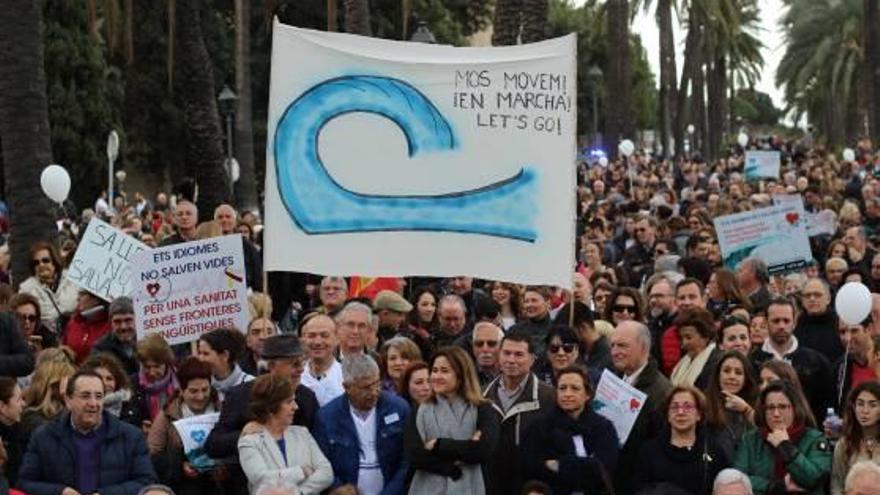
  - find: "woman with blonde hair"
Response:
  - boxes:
[404,346,501,495]
[20,358,77,442]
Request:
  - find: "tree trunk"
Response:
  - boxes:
[675,14,700,158]
[328,0,338,32]
[0,0,57,285]
[691,26,708,159]
[866,0,880,143]
[605,0,632,157]
[657,0,676,158]
[174,0,229,221]
[520,0,548,43]
[493,0,522,46]
[234,0,258,214]
[706,56,726,160]
[343,0,371,36]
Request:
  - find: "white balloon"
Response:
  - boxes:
[619,139,635,157]
[835,281,872,325]
[40,164,71,204]
[598,156,609,168]
[843,148,856,162]
[737,133,749,147]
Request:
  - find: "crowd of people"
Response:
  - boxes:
[1,138,880,495]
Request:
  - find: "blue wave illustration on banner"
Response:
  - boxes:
[273,75,539,241]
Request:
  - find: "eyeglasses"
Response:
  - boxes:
[670,402,697,412]
[15,313,37,323]
[800,291,825,299]
[474,340,499,349]
[549,343,578,354]
[765,404,792,413]
[613,304,637,314]
[31,257,52,267]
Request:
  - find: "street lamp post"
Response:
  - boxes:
[218,84,238,200]
[587,66,603,148]
[409,21,436,44]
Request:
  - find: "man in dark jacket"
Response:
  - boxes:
[313,354,410,495]
[204,334,318,494]
[736,257,772,313]
[0,311,34,377]
[619,215,658,287]
[794,278,845,363]
[91,296,138,375]
[484,332,555,495]
[508,286,553,357]
[18,371,156,495]
[750,298,833,423]
[610,320,672,495]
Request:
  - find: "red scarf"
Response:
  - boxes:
[761,423,807,480]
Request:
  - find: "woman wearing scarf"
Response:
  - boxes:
[734,380,832,494]
[18,241,78,333]
[197,328,253,401]
[522,365,617,495]
[670,308,721,390]
[404,346,500,495]
[134,333,179,430]
[148,357,224,495]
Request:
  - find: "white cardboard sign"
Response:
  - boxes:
[66,218,148,302]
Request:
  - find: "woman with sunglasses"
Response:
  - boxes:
[634,385,729,495]
[733,380,831,494]
[670,308,720,389]
[9,293,57,354]
[523,366,617,495]
[18,241,78,333]
[536,326,583,386]
[602,287,645,326]
[703,350,758,460]
[831,382,880,495]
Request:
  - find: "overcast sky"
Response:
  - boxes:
[571,0,788,109]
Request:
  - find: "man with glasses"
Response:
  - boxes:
[621,214,658,288]
[317,276,348,316]
[472,322,503,387]
[646,275,677,371]
[794,278,845,363]
[91,296,139,375]
[205,334,319,493]
[484,332,555,495]
[19,371,156,495]
[313,354,410,495]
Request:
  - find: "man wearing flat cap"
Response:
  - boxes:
[205,333,319,494]
[91,296,138,375]
[373,290,412,348]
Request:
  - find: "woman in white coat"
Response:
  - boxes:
[238,374,333,495]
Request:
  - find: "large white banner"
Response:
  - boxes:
[67,218,148,302]
[131,235,249,345]
[263,23,577,287]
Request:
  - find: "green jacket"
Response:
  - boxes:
[733,428,832,495]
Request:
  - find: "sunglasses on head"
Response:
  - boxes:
[549,343,578,354]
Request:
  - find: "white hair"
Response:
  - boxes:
[845,461,880,493]
[438,294,467,314]
[713,469,752,494]
[335,301,373,324]
[341,353,380,383]
[472,322,504,342]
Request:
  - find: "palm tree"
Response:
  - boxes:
[0,0,58,284]
[633,0,677,158]
[174,0,230,219]
[865,0,879,141]
[606,0,633,155]
[344,0,372,36]
[777,0,864,146]
[234,0,258,213]
[493,0,522,45]
[521,0,550,43]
